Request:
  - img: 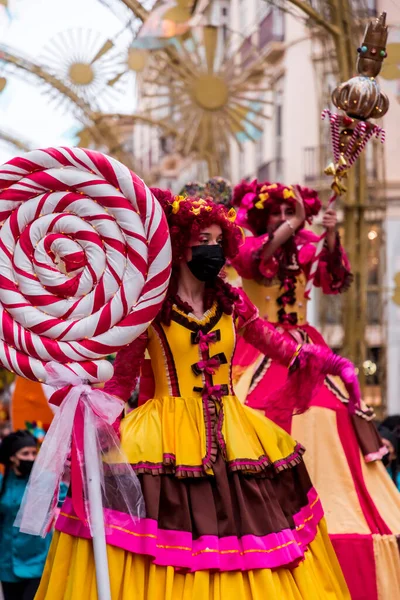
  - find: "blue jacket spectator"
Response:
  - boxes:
[0,430,66,600]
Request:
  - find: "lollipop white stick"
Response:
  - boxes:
[84,415,111,600]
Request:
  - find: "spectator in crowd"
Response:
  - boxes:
[0,430,65,600]
[0,424,11,442]
[378,416,400,490]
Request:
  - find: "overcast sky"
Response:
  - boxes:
[0,0,136,163]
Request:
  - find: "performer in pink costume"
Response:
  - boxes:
[231,178,400,600]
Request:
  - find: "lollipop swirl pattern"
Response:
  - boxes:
[0,147,171,384]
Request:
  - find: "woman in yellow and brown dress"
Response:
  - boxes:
[35,192,358,600]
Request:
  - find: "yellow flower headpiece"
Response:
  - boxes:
[283,187,295,200]
[255,184,270,210]
[171,195,185,214]
[190,198,213,215]
[171,196,236,222]
[226,207,237,222]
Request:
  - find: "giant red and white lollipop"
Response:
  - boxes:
[0,147,172,600]
[0,147,171,383]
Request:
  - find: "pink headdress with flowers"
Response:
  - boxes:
[232,179,322,235]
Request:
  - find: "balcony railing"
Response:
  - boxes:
[304,145,330,182]
[238,10,285,69]
[304,145,378,182]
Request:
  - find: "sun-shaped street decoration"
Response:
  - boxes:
[39,28,130,110]
[131,23,273,174]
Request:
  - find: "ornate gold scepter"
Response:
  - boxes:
[304,12,389,298]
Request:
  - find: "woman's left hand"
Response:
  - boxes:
[300,345,361,414]
[322,208,337,232]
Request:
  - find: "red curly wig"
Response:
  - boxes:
[151,188,243,265]
[150,188,242,324]
[233,180,322,236]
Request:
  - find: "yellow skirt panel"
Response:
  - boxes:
[36,520,350,600]
[361,459,400,535]
[120,395,300,470]
[373,535,400,600]
[291,407,371,535]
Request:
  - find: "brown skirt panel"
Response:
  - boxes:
[351,413,385,459]
[136,452,313,540]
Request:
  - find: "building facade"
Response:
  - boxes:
[132,0,400,414]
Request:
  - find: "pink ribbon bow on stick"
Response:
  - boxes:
[15,362,145,538]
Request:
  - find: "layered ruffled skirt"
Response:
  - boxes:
[233,325,400,600]
[36,395,350,599]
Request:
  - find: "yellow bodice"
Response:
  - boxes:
[242,274,309,325]
[147,303,236,398]
[120,301,301,477]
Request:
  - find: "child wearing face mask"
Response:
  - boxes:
[0,430,64,600]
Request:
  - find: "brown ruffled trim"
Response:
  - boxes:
[128,444,306,479]
[354,407,376,421]
[324,375,348,403]
[225,444,305,476]
[228,454,272,475]
[201,395,218,471]
[225,444,306,476]
[324,376,377,422]
[130,455,207,478]
[171,305,224,334]
[151,321,180,396]
[216,401,227,460]
[249,355,272,396]
[272,443,306,472]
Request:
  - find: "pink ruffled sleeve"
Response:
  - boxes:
[235,288,259,330]
[235,290,297,366]
[241,318,298,366]
[232,234,277,280]
[300,232,353,294]
[235,290,359,429]
[103,331,148,401]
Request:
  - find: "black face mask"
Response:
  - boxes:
[187,245,226,282]
[17,459,34,477]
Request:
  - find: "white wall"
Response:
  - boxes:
[380,3,400,191]
[380,0,400,413]
[386,204,400,414]
[228,2,320,185]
